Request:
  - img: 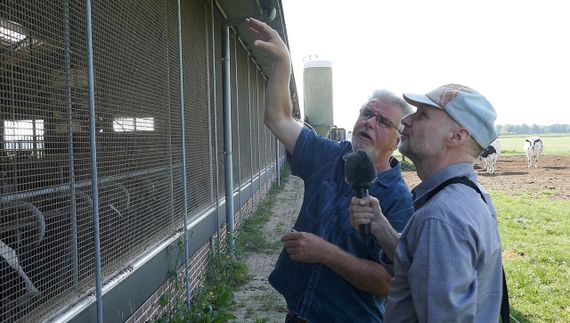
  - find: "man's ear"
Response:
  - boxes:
[449,128,470,147]
[392,136,400,151]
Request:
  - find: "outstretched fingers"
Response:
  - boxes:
[245,18,272,40]
[245,17,288,59]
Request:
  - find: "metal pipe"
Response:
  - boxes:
[275,137,280,187]
[222,25,235,252]
[0,165,175,203]
[63,0,80,291]
[84,0,103,320]
[1,201,45,244]
[175,0,191,308]
[101,183,131,216]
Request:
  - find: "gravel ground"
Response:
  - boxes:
[231,176,303,322]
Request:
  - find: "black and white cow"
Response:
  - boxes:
[480,139,500,174]
[523,137,543,168]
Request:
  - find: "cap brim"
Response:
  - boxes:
[403,93,442,109]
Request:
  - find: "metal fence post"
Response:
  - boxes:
[84,0,103,321]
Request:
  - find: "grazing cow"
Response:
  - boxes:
[480,139,501,174]
[523,137,543,168]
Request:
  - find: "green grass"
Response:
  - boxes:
[492,192,570,322]
[498,133,570,156]
[155,165,291,323]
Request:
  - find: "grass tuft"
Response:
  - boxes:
[493,192,570,322]
[154,163,291,323]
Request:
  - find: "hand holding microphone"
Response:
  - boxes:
[344,150,376,248]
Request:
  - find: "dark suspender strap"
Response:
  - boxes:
[413,176,485,210]
[501,269,510,322]
[413,176,510,322]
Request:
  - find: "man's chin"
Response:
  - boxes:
[352,138,372,151]
[352,142,367,152]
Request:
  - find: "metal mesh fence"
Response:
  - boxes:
[212,9,225,201]
[0,0,286,321]
[182,0,213,216]
[230,32,240,190]
[249,62,259,176]
[237,44,252,187]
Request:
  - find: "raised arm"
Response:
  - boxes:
[246,18,302,154]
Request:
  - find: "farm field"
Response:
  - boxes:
[403,155,570,200]
[498,133,570,156]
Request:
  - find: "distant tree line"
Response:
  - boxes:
[496,124,570,135]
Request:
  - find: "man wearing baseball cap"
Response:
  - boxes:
[350,84,508,322]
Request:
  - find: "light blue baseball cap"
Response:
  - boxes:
[403,84,498,149]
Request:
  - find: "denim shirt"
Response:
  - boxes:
[268,128,414,323]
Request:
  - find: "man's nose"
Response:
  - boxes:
[401,114,412,128]
[365,115,377,127]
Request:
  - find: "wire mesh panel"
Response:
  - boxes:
[0,0,92,320]
[0,0,187,320]
[236,44,252,186]
[181,0,214,216]
[258,80,269,170]
[255,71,265,172]
[230,31,240,190]
[89,0,185,280]
[249,61,260,176]
[1,0,284,321]
[212,9,225,200]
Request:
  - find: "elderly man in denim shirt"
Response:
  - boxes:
[246,18,414,322]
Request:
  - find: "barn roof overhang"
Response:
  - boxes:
[216,0,300,118]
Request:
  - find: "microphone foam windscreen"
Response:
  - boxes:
[344,150,376,189]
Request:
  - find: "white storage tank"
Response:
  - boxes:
[303,59,333,137]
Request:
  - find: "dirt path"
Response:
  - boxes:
[232,176,304,322]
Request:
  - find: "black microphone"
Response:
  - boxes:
[344,150,376,247]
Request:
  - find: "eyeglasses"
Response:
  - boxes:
[359,108,402,134]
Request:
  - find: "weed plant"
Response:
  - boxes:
[154,164,291,322]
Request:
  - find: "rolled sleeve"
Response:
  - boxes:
[290,128,344,180]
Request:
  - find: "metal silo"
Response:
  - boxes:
[303,59,333,137]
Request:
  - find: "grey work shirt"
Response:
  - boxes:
[385,163,503,322]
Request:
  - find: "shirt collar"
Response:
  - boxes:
[411,163,477,201]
